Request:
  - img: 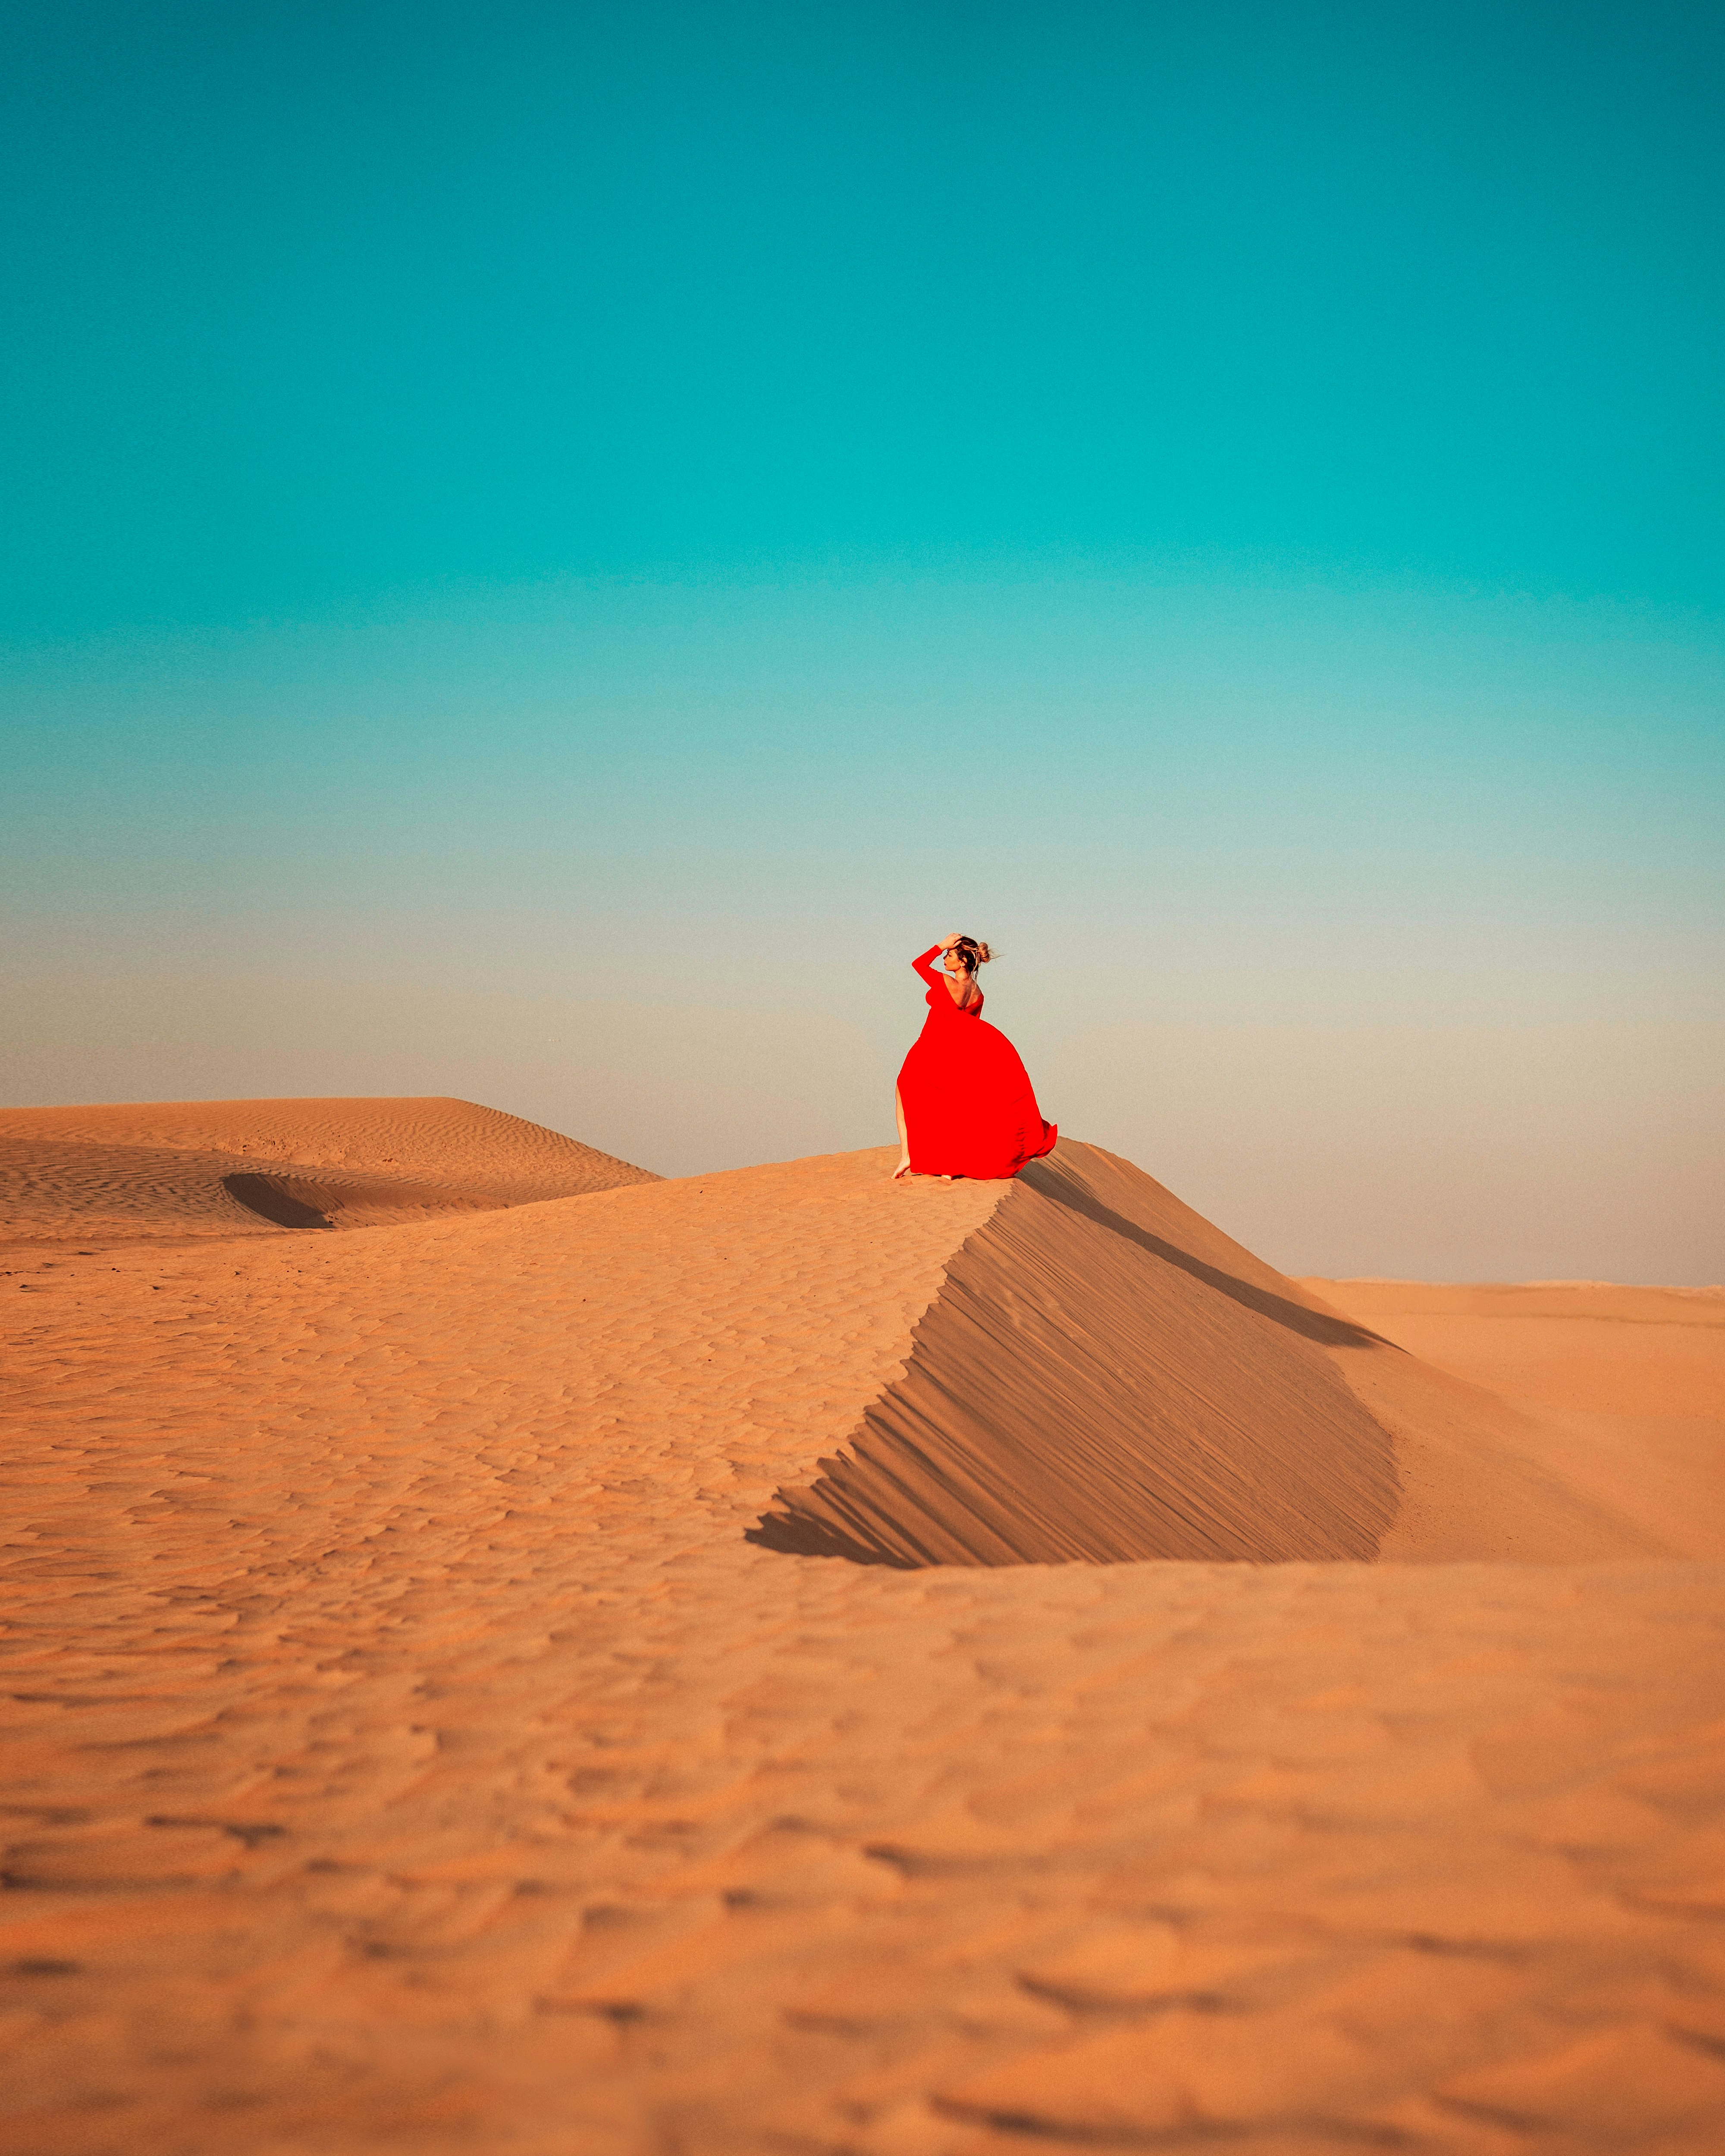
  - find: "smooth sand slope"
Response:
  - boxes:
[1305,1277,1725,1563]
[3,1102,1723,2155]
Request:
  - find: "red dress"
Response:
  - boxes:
[897,947,1057,1179]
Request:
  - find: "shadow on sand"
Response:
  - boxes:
[1018,1157,1396,1354]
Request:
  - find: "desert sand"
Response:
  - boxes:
[3,1099,1723,2154]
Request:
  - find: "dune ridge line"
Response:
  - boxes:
[754,1140,1671,1569]
[754,1141,1401,1565]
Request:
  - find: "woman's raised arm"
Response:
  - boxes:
[911,945,945,988]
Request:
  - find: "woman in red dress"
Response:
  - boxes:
[893,934,1057,1181]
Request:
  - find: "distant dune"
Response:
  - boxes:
[0,1094,656,1252]
[3,1100,1722,2152]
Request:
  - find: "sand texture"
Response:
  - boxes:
[3,1103,1723,2154]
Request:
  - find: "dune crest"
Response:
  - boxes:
[750,1142,1667,1568]
[753,1143,1402,1565]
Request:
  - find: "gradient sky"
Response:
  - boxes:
[3,1,1722,1280]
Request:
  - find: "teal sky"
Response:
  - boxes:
[3,2,1722,1279]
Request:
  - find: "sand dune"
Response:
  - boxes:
[0,1095,656,1253]
[755,1143,1403,1564]
[3,1103,1722,2153]
[756,1144,1666,1570]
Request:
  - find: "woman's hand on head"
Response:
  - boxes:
[938,933,961,952]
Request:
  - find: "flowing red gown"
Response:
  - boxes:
[897,947,1057,1179]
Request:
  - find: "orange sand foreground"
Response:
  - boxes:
[3,1098,1722,2154]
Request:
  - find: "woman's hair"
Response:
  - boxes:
[950,936,993,972]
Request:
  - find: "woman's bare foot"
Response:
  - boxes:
[891,1158,914,1180]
